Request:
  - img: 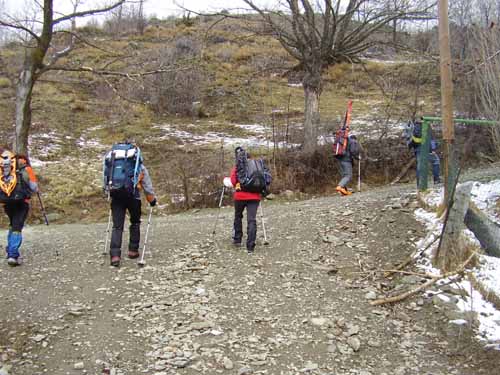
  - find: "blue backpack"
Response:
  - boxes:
[103,143,142,197]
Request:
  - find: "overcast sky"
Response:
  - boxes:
[1,0,260,19]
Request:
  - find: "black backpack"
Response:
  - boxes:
[348,136,360,159]
[235,148,271,195]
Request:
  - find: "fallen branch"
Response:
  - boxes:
[390,158,415,185]
[371,251,477,306]
[384,235,440,278]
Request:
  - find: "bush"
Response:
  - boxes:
[0,77,11,88]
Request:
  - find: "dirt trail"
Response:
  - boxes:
[1,168,500,375]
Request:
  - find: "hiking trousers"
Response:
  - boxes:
[110,196,141,257]
[233,200,260,251]
[4,201,29,232]
[415,148,441,187]
[4,201,29,259]
[338,159,353,188]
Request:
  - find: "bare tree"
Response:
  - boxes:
[137,0,146,35]
[474,25,500,157]
[0,0,125,154]
[240,0,434,152]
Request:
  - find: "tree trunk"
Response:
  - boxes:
[303,84,320,153]
[14,61,36,155]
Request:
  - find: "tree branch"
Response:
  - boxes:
[0,20,40,42]
[53,0,126,25]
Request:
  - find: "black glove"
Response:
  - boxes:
[149,199,157,207]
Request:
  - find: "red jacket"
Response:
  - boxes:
[230,166,261,201]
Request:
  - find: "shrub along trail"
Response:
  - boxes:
[1,173,500,375]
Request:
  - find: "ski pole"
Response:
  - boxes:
[259,203,269,245]
[357,156,361,193]
[138,205,154,267]
[37,191,49,225]
[212,186,225,236]
[103,208,112,255]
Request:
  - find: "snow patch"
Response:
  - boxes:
[416,180,500,347]
[149,123,299,149]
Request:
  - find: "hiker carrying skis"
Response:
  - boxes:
[103,142,157,267]
[229,147,270,254]
[336,135,360,196]
[405,119,441,187]
[0,150,39,266]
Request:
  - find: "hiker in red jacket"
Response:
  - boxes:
[229,149,262,254]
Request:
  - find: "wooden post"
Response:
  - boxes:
[438,0,455,206]
[433,182,473,271]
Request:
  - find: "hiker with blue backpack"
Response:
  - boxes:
[404,119,441,187]
[0,150,39,266]
[229,147,271,254]
[103,142,157,267]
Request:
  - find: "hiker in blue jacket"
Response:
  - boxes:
[405,119,441,187]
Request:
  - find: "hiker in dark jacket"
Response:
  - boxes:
[336,135,360,196]
[0,151,39,266]
[406,120,441,187]
[103,144,157,267]
[229,149,262,254]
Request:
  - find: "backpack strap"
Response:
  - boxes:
[0,151,17,197]
[133,147,142,190]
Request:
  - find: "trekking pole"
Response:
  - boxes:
[357,156,361,193]
[212,186,225,236]
[259,203,269,245]
[103,208,112,255]
[138,205,154,267]
[37,192,49,225]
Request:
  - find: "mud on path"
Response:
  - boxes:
[1,173,500,375]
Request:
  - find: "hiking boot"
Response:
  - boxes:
[233,242,242,248]
[110,256,121,267]
[336,186,352,196]
[7,257,19,266]
[128,250,140,259]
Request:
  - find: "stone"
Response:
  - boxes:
[74,362,85,370]
[336,342,352,355]
[223,357,234,370]
[31,334,47,343]
[346,324,360,336]
[367,340,381,348]
[189,321,213,331]
[365,291,377,300]
[310,317,327,326]
[347,336,361,351]
[238,366,253,375]
[300,361,319,372]
[401,275,424,285]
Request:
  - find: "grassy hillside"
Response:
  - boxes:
[0,16,446,223]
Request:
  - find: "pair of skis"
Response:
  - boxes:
[334,100,361,193]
